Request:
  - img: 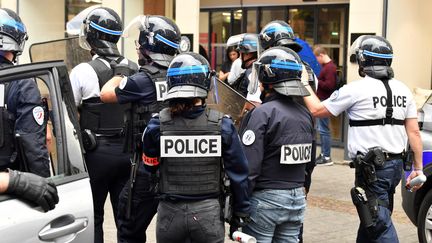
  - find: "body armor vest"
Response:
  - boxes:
[159,108,223,197]
[124,65,168,152]
[79,57,136,135]
[0,61,17,169]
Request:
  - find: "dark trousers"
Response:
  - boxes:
[117,164,159,243]
[85,137,130,243]
[156,199,224,243]
[355,159,402,243]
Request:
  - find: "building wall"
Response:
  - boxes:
[2,0,65,64]
[387,0,432,90]
[176,0,200,53]
[347,0,432,90]
[201,0,348,8]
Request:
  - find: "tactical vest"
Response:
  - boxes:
[124,65,168,152]
[159,108,223,196]
[0,61,16,169]
[79,57,136,135]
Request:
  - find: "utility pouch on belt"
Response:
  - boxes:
[351,187,376,228]
[81,129,97,151]
[364,147,385,168]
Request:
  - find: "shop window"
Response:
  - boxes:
[260,8,286,31]
[288,8,314,46]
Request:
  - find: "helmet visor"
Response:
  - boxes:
[248,62,261,95]
[79,22,92,50]
[349,35,371,61]
[226,34,245,47]
[123,15,147,39]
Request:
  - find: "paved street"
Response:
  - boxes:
[103,147,418,242]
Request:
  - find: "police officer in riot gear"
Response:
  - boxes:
[302,35,423,242]
[240,46,313,243]
[259,21,318,243]
[231,33,259,98]
[142,52,251,243]
[69,7,138,243]
[99,15,181,243]
[0,8,50,178]
[0,7,58,212]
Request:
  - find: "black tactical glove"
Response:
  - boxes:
[229,213,251,240]
[6,170,59,212]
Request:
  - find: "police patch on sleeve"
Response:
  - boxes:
[329,90,339,101]
[32,106,45,126]
[119,77,128,90]
[242,130,255,146]
[280,143,312,164]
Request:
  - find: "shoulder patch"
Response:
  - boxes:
[242,130,255,146]
[32,106,45,126]
[329,90,340,101]
[119,77,128,90]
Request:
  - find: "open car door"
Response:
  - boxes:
[0,61,93,243]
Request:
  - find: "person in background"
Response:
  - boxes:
[219,46,240,83]
[313,45,338,166]
[295,37,321,76]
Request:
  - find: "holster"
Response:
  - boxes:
[403,149,413,171]
[351,187,376,228]
[81,129,98,152]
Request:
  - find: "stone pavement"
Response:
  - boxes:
[103,147,419,242]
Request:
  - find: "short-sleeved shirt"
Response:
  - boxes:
[323,76,417,158]
[69,55,129,106]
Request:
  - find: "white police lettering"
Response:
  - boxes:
[155,80,168,101]
[280,143,312,164]
[0,84,4,107]
[160,135,221,157]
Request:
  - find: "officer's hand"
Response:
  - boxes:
[229,213,251,228]
[113,63,133,77]
[406,170,425,192]
[6,170,59,212]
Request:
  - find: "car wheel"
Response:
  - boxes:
[418,189,432,243]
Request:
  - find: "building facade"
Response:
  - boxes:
[1,0,431,146]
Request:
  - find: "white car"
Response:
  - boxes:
[0,61,94,243]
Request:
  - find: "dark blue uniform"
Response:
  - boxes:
[240,93,314,242]
[1,56,49,177]
[143,107,250,213]
[143,106,250,242]
[115,67,163,243]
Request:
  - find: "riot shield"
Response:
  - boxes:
[29,37,91,71]
[207,77,255,128]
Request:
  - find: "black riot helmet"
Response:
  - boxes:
[237,33,259,54]
[357,35,393,68]
[250,46,309,97]
[165,52,213,101]
[138,16,181,56]
[0,8,28,58]
[350,35,394,79]
[79,7,123,57]
[259,20,302,52]
[124,15,181,67]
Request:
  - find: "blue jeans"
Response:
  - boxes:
[243,188,306,243]
[355,159,402,243]
[318,117,331,157]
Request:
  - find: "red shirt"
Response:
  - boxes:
[317,60,337,100]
